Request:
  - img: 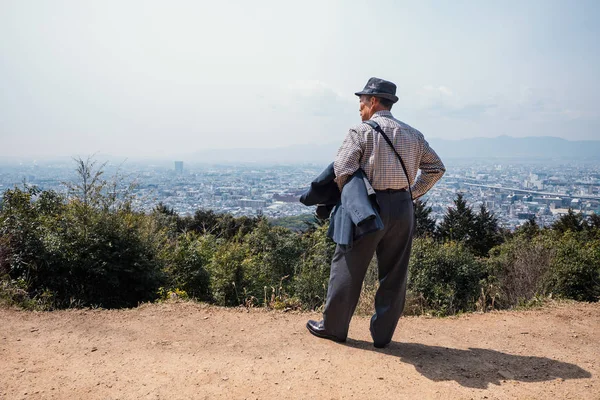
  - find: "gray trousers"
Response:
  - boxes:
[323,190,414,345]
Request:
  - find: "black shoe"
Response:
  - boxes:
[370,324,390,348]
[306,320,346,343]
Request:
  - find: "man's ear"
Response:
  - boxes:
[369,96,375,108]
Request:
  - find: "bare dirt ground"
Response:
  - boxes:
[1,302,598,400]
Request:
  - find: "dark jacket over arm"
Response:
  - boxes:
[299,163,339,206]
[300,164,383,246]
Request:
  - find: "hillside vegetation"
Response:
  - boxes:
[1,159,599,314]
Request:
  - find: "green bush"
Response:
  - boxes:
[486,230,600,306]
[206,240,248,306]
[203,220,305,307]
[242,220,303,305]
[53,205,164,308]
[293,224,335,310]
[0,187,165,308]
[160,232,215,301]
[0,187,66,308]
[182,209,262,239]
[270,214,317,232]
[409,238,486,316]
[543,232,600,302]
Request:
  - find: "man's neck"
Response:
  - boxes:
[372,109,393,118]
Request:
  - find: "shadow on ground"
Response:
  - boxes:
[344,339,592,389]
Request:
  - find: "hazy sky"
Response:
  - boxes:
[1,0,599,159]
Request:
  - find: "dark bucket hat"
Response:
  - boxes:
[354,77,398,103]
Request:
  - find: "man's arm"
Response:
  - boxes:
[411,139,445,199]
[333,129,363,190]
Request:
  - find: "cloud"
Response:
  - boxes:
[411,85,497,119]
[416,85,456,107]
[410,84,590,124]
[286,80,341,98]
[560,109,584,120]
[280,80,354,117]
[492,86,588,122]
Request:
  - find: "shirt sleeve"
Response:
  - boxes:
[411,139,445,199]
[333,128,364,190]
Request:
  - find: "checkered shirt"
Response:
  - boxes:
[333,110,445,199]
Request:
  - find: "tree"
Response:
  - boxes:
[516,215,540,239]
[186,209,220,235]
[552,208,584,233]
[436,193,476,243]
[586,213,600,231]
[154,202,177,216]
[65,156,107,207]
[471,204,503,257]
[183,210,261,239]
[414,199,436,238]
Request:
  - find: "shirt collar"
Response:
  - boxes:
[372,110,393,118]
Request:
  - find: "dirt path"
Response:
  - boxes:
[0,302,598,400]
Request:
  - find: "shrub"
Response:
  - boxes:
[486,233,554,309]
[203,220,305,307]
[486,230,600,306]
[206,240,248,306]
[183,209,262,239]
[45,204,165,308]
[408,238,486,316]
[242,220,303,305]
[293,224,336,310]
[0,277,38,309]
[161,232,215,301]
[0,186,165,308]
[543,232,600,302]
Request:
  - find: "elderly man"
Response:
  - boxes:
[306,77,446,348]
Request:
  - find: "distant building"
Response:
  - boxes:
[238,199,267,208]
[174,161,184,174]
[273,193,300,203]
[570,198,581,209]
[517,212,536,220]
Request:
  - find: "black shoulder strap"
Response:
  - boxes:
[364,120,414,201]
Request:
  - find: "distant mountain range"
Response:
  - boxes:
[184,136,600,164]
[2,136,598,165]
[427,136,600,159]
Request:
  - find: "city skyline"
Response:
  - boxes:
[2,157,598,231]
